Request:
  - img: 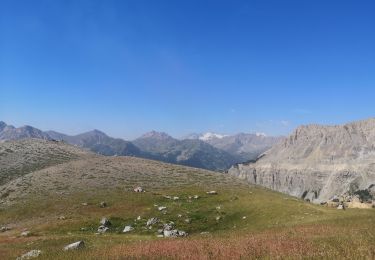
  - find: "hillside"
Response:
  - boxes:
[0,139,374,259]
[228,118,375,203]
[0,139,89,186]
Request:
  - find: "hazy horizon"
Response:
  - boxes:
[1,0,374,139]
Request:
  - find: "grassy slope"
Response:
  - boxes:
[0,185,374,259]
[0,140,374,259]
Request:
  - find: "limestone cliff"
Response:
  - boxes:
[228,118,375,202]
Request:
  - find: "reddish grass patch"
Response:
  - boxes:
[101,226,323,259]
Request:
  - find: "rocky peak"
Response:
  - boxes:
[140,131,173,140]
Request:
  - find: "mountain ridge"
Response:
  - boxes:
[228,117,375,202]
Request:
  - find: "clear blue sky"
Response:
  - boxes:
[1,0,374,139]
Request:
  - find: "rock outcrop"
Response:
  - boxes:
[228,118,375,203]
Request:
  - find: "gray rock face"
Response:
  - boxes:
[228,118,375,202]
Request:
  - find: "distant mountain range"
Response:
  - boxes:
[185,132,283,162]
[0,121,282,171]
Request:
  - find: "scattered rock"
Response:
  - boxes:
[97,225,109,233]
[100,217,111,226]
[158,206,167,211]
[242,216,247,219]
[0,226,11,232]
[216,206,221,210]
[134,187,144,192]
[21,231,31,237]
[63,241,85,251]
[157,234,164,238]
[81,202,88,206]
[58,216,66,220]
[163,222,175,231]
[184,218,191,224]
[216,216,221,221]
[16,249,41,259]
[136,216,141,221]
[193,195,199,199]
[207,191,218,195]
[163,229,187,238]
[337,204,344,210]
[100,201,107,208]
[163,195,172,199]
[173,196,179,200]
[146,217,159,226]
[80,227,87,231]
[123,225,134,233]
[177,214,182,218]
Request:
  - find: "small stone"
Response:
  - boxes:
[0,226,11,232]
[184,218,191,224]
[100,201,107,208]
[242,216,247,219]
[216,216,221,221]
[193,195,199,199]
[177,214,182,218]
[123,225,134,233]
[146,217,159,226]
[134,187,144,192]
[81,202,88,206]
[63,241,85,251]
[16,249,41,259]
[158,206,167,211]
[97,225,109,233]
[21,231,31,237]
[216,206,221,210]
[207,191,218,195]
[136,216,141,221]
[163,222,174,231]
[157,234,164,238]
[163,229,187,237]
[100,217,111,226]
[173,196,179,200]
[58,216,66,220]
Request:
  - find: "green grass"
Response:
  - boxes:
[1,185,374,259]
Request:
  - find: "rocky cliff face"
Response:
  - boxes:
[228,118,375,202]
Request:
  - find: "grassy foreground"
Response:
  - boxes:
[1,185,374,259]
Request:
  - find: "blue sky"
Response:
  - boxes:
[0,0,374,139]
